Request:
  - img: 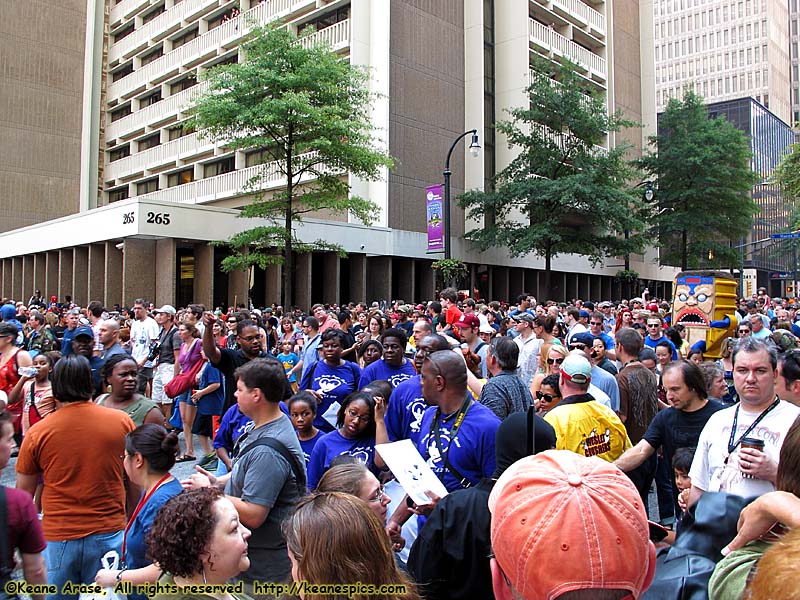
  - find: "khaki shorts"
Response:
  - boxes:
[152,362,176,404]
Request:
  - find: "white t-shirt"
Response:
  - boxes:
[689,399,800,498]
[514,333,542,387]
[130,317,160,364]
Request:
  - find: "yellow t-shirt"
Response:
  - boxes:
[544,395,631,462]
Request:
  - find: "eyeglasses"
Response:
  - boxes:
[367,485,387,503]
[569,344,586,351]
[346,409,371,424]
[546,357,565,365]
[589,321,603,326]
[239,335,259,343]
[536,391,559,402]
[647,323,661,328]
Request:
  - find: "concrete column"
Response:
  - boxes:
[33,254,46,300]
[367,256,392,304]
[105,242,124,307]
[122,239,156,307]
[193,244,214,309]
[417,259,435,302]
[73,247,89,305]
[293,253,312,310]
[394,258,414,304]
[11,257,22,301]
[348,254,367,304]
[322,253,340,306]
[493,266,509,303]
[265,264,282,307]
[88,244,106,304]
[509,268,524,301]
[155,239,177,307]
[21,256,34,303]
[45,252,59,302]
[57,249,73,302]
[2,260,12,300]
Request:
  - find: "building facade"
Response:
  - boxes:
[0,0,675,309]
[655,0,791,124]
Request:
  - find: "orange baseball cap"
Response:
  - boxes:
[488,450,656,599]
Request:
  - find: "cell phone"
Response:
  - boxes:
[648,521,669,543]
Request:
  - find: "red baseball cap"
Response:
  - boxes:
[454,314,480,329]
[489,451,656,599]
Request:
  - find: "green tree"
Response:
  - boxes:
[639,91,758,271]
[190,25,392,307]
[773,142,800,200]
[459,60,649,299]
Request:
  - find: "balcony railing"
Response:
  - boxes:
[108,0,318,100]
[139,152,320,204]
[105,131,216,181]
[110,0,151,26]
[550,0,605,37]
[106,81,209,141]
[298,19,351,52]
[529,18,606,82]
[109,0,214,64]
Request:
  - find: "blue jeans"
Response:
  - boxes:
[45,530,123,600]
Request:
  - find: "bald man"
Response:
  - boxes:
[98,319,127,361]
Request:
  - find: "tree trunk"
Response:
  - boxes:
[681,228,688,272]
[283,141,294,308]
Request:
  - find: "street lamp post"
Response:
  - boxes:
[443,130,481,260]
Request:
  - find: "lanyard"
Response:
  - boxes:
[429,394,472,466]
[122,473,172,560]
[726,399,780,456]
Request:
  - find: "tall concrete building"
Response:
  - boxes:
[1,0,672,308]
[790,0,800,125]
[654,0,792,124]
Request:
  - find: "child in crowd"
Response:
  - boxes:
[672,446,695,535]
[288,391,322,465]
[278,340,300,393]
[212,402,254,475]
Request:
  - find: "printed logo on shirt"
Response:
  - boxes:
[582,428,612,457]
[388,373,412,388]
[339,446,372,465]
[421,427,460,476]
[409,398,426,434]
[316,374,348,396]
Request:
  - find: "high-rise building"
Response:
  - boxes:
[790,0,800,125]
[1,0,673,307]
[654,0,791,124]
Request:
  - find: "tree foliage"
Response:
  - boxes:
[773,143,800,201]
[639,91,758,270]
[190,24,393,306]
[459,60,649,299]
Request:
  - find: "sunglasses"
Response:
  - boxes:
[569,344,586,351]
[647,323,661,328]
[589,321,603,326]
[536,391,559,402]
[546,357,565,365]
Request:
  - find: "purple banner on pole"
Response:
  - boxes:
[426,185,444,252]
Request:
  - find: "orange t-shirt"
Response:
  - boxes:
[16,401,135,540]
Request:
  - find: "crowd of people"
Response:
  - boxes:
[0,284,799,599]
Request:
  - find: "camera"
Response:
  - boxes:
[146,340,161,363]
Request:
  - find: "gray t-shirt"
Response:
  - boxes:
[226,413,305,584]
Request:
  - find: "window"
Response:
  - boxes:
[112,63,133,82]
[137,178,158,194]
[297,6,350,34]
[168,122,194,140]
[109,145,130,162]
[113,24,134,43]
[138,133,160,151]
[245,148,274,167]
[140,46,163,66]
[171,74,197,94]
[204,156,235,177]
[168,168,194,187]
[140,90,162,107]
[141,4,165,24]
[108,186,130,203]
[110,104,132,122]
[172,27,198,49]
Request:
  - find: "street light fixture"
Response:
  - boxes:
[443,129,481,260]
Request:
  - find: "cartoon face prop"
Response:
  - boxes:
[673,276,715,327]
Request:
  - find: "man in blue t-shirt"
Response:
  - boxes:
[385,334,452,444]
[359,328,416,389]
[643,314,678,360]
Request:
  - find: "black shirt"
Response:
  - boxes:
[213,348,288,411]
[643,400,725,471]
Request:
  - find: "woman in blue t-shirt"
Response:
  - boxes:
[94,424,183,597]
[307,390,389,489]
[300,329,362,433]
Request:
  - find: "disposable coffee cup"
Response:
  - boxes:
[740,437,765,479]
